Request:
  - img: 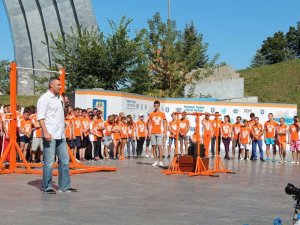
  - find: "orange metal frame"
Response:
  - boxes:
[162,111,235,177]
[0,62,116,175]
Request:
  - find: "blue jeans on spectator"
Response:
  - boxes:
[42,138,70,191]
[252,139,264,160]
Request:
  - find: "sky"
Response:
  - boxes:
[1,0,300,69]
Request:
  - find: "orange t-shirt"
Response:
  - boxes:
[239,126,251,144]
[89,121,98,141]
[221,122,232,138]
[31,114,43,138]
[120,123,128,139]
[112,123,121,140]
[179,118,190,134]
[136,121,147,138]
[65,118,73,139]
[73,116,82,137]
[232,123,242,140]
[19,119,32,136]
[81,117,90,136]
[277,124,288,142]
[127,123,135,138]
[202,119,212,136]
[264,120,278,138]
[289,124,299,141]
[168,120,178,138]
[96,118,104,137]
[104,121,113,136]
[149,111,166,134]
[211,119,221,136]
[252,123,263,140]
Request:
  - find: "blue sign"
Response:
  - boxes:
[93,99,107,120]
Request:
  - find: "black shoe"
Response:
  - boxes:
[260,158,265,162]
[252,158,257,161]
[162,155,165,159]
[211,155,215,159]
[42,189,56,194]
[167,155,171,159]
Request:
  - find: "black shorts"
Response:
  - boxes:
[81,135,90,148]
[168,137,177,145]
[20,135,30,144]
[73,136,81,147]
[66,139,74,148]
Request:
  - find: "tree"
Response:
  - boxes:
[142,12,218,98]
[261,32,289,64]
[286,24,300,58]
[250,49,267,68]
[0,60,10,94]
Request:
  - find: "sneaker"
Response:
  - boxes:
[278,160,283,163]
[260,158,265,162]
[42,189,56,194]
[145,154,149,158]
[159,162,163,167]
[297,161,300,164]
[291,161,296,164]
[58,188,77,193]
[167,155,171,159]
[272,159,276,163]
[150,155,154,159]
[265,158,270,161]
[283,160,287,163]
[162,155,165,159]
[239,157,244,161]
[152,161,158,167]
[211,155,215,159]
[246,158,250,161]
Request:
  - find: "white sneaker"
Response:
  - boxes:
[278,160,282,163]
[145,154,149,158]
[159,162,163,167]
[291,161,296,164]
[150,155,154,159]
[284,160,287,163]
[297,161,300,164]
[152,161,158,167]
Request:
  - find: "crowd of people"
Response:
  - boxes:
[1,100,300,167]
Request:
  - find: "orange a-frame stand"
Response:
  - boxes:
[0,62,116,175]
[162,111,234,177]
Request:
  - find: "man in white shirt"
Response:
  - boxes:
[37,77,77,194]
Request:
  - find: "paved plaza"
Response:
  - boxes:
[0,157,299,225]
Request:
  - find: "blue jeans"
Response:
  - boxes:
[252,139,264,159]
[42,138,71,191]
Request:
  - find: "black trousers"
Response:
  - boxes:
[136,137,145,156]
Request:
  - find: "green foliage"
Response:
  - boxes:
[250,22,300,68]
[0,60,10,94]
[46,13,218,98]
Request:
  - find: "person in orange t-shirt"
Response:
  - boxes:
[210,112,222,158]
[248,112,256,159]
[264,113,278,161]
[221,115,232,160]
[202,113,213,157]
[136,113,147,158]
[79,109,90,161]
[168,113,178,159]
[251,117,265,161]
[276,117,288,163]
[239,120,251,160]
[232,116,242,159]
[19,109,32,160]
[179,111,190,156]
[288,116,300,163]
[112,115,121,160]
[31,109,44,162]
[148,100,167,167]
[119,116,128,160]
[72,108,82,161]
[95,111,104,160]
[89,114,99,161]
[103,115,114,159]
[126,115,136,158]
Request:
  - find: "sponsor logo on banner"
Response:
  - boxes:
[211,107,215,113]
[260,109,264,115]
[221,108,226,114]
[165,107,169,113]
[92,99,107,120]
[176,108,182,112]
[244,109,252,114]
[233,109,239,114]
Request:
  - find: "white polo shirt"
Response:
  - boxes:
[37,90,65,139]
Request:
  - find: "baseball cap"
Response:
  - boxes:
[139,113,144,117]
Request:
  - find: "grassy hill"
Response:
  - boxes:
[238,59,300,113]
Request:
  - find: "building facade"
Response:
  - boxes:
[3,0,97,95]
